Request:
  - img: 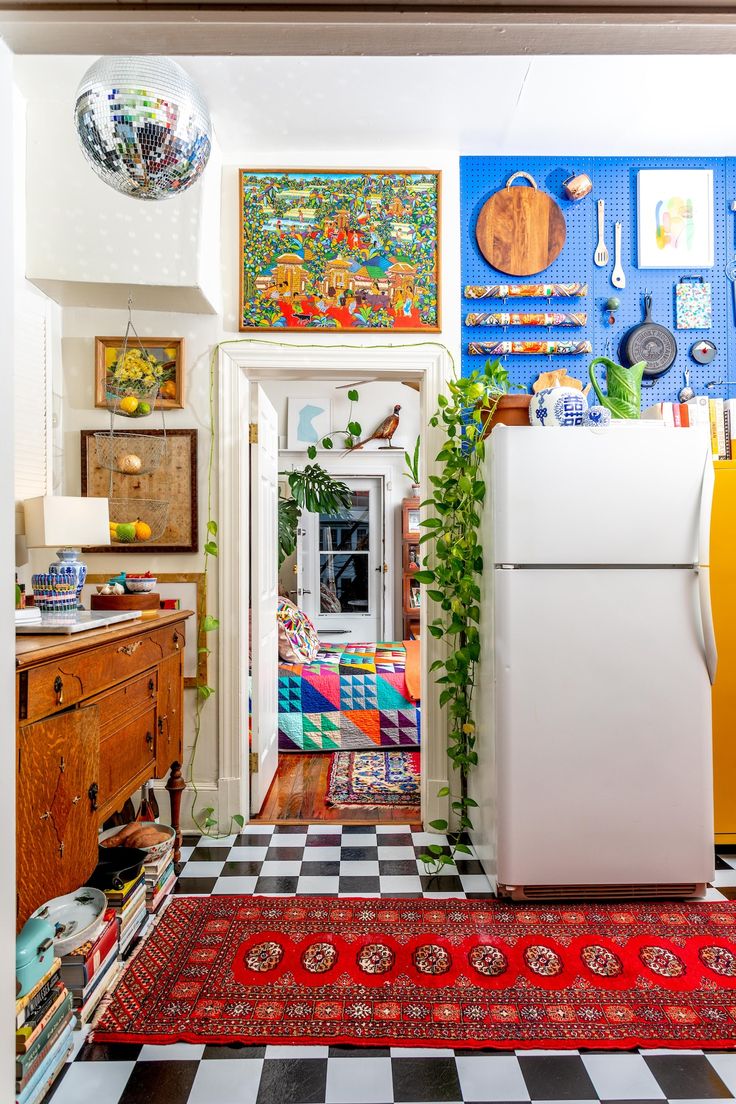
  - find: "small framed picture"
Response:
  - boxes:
[637,169,714,269]
[95,336,185,409]
[287,396,332,451]
[403,499,420,540]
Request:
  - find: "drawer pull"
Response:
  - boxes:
[118,640,143,657]
[88,781,98,812]
[53,675,64,705]
[173,631,182,651]
[148,678,156,698]
[146,731,154,747]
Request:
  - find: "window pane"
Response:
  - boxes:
[320,553,370,613]
[319,490,370,552]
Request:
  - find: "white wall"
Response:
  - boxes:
[2,36,18,1098]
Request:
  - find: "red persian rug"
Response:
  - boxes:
[93,896,736,1050]
[326,750,421,807]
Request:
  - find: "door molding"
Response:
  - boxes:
[218,342,448,828]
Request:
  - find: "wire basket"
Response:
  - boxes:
[104,380,160,419]
[108,499,170,544]
[94,432,167,476]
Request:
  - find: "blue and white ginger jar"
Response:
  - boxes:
[529,386,587,427]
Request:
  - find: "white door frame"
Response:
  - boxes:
[218,342,449,828]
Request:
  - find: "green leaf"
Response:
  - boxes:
[428,843,445,855]
[202,615,220,632]
[204,540,219,557]
[412,570,435,584]
[202,807,214,817]
[348,421,361,437]
[207,519,218,536]
[307,445,317,460]
[197,646,211,655]
[198,684,215,699]
[437,786,450,797]
[429,819,448,831]
[322,436,333,449]
[347,389,359,402]
[232,814,245,828]
[453,843,473,855]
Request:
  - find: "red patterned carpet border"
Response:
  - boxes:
[93,896,736,1050]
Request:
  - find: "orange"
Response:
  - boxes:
[134,520,152,542]
[160,381,176,399]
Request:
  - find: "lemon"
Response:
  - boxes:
[109,522,118,536]
[120,395,139,415]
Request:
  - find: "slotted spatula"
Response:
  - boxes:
[594,199,608,267]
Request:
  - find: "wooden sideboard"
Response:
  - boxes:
[15,610,192,928]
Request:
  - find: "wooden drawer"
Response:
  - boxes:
[92,670,158,738]
[19,621,186,725]
[98,706,157,814]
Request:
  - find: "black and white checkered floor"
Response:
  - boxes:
[48,824,736,1104]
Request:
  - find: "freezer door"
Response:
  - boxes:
[491,424,710,566]
[494,567,714,889]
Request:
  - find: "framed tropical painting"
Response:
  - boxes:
[95,336,185,409]
[239,169,440,332]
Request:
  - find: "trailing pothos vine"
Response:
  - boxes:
[414,358,515,874]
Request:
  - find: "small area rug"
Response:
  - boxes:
[326,750,421,807]
[93,896,736,1049]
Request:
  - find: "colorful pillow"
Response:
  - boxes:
[277,596,320,663]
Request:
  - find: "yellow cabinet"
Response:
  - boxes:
[712,460,736,845]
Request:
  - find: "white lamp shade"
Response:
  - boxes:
[23,496,111,548]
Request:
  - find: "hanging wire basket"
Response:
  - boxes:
[108,499,170,544]
[105,379,161,419]
[103,300,163,417]
[94,432,167,476]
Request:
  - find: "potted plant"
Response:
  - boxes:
[477,358,530,437]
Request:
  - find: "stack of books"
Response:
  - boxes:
[144,842,176,914]
[16,958,75,1104]
[60,908,121,1026]
[642,396,736,460]
[107,871,148,955]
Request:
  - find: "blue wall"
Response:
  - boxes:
[460,156,735,401]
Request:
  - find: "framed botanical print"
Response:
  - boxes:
[637,169,714,269]
[239,169,440,332]
[95,336,185,409]
[82,572,207,689]
[81,429,198,553]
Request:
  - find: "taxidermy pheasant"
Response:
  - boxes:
[345,404,402,452]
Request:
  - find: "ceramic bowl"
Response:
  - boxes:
[31,887,107,956]
[99,822,175,860]
[125,576,157,593]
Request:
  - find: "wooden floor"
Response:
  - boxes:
[252,753,421,825]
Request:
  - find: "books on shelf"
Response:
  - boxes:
[641,396,736,460]
[60,908,118,991]
[15,957,75,1104]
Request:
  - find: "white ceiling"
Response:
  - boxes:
[13,54,736,157]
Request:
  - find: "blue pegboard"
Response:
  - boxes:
[460,156,735,402]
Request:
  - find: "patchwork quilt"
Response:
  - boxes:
[278,642,420,752]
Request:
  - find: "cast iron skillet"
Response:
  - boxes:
[619,293,677,379]
[87,846,146,892]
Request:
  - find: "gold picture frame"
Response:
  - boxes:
[83,572,207,690]
[95,336,185,410]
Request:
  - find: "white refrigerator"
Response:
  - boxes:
[470,423,716,900]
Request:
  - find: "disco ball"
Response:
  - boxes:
[74,56,212,201]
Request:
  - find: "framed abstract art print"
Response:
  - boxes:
[637,169,714,269]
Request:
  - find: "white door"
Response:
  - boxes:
[493,565,714,889]
[250,386,279,814]
[299,476,384,643]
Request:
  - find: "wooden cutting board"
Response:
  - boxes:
[476,172,566,277]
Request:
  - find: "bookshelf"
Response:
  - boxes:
[401,496,420,640]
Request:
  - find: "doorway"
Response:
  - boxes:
[217,343,449,832]
[300,476,385,644]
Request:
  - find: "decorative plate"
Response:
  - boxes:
[31,886,107,956]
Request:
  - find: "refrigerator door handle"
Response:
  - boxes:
[697,456,717,685]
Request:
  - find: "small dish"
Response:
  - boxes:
[125,577,157,593]
[31,887,107,956]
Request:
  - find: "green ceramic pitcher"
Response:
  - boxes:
[588,357,645,420]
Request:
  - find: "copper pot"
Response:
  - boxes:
[479,394,532,438]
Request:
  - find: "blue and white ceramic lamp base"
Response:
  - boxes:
[32,549,88,611]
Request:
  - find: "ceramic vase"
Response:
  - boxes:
[529,386,587,427]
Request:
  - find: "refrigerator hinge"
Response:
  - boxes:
[499,564,516,570]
